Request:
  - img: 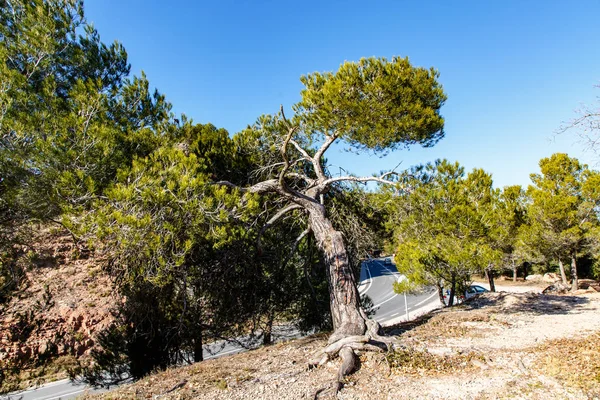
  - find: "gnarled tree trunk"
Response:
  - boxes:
[307,205,366,342]
[305,203,400,396]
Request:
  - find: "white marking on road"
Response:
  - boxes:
[368,262,404,309]
[39,388,88,400]
[33,379,72,390]
[204,346,244,360]
[411,291,437,308]
[357,261,373,295]
[4,379,78,399]
[390,312,399,317]
[371,290,398,309]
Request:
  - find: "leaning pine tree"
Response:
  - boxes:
[218,57,446,389]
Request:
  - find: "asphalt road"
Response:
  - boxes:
[1,326,302,400]
[358,258,439,325]
[4,258,437,400]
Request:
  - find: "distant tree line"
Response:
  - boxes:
[388,154,600,305]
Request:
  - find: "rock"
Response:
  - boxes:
[578,281,600,292]
[525,274,543,281]
[17,346,32,360]
[542,282,570,294]
[75,343,87,356]
[58,305,72,318]
[38,340,49,355]
[542,273,560,283]
[69,313,84,330]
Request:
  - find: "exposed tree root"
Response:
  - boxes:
[310,316,403,398]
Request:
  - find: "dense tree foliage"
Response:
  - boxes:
[1,0,336,383]
[517,153,600,290]
[0,0,140,300]
[0,0,171,220]
[489,185,527,282]
[390,160,500,305]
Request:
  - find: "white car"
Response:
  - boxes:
[443,285,489,305]
[464,285,489,299]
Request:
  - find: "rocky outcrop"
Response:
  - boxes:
[0,228,119,369]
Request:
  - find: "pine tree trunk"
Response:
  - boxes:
[307,206,366,341]
[436,283,445,306]
[571,254,578,291]
[512,259,517,282]
[449,276,456,306]
[486,265,496,292]
[558,259,568,285]
[263,311,274,345]
[193,330,203,362]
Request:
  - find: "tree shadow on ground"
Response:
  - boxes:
[462,292,590,316]
[29,252,59,269]
[380,292,593,338]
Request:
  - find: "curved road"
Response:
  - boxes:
[358,258,439,325]
[3,258,439,399]
[1,326,302,400]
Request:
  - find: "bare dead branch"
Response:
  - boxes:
[318,174,397,191]
[278,126,298,189]
[289,139,312,160]
[556,87,600,160]
[257,204,304,250]
[214,180,243,190]
[215,179,281,194]
[290,227,311,258]
[286,172,316,186]
[313,134,338,180]
[264,204,303,227]
[280,104,292,128]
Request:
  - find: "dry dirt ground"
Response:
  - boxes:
[83,290,600,400]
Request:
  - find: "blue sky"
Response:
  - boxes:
[85,0,600,188]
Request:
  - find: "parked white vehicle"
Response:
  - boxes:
[465,285,489,299]
[443,285,489,305]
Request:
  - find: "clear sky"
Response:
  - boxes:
[85,0,600,188]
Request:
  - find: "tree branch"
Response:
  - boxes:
[215,179,281,194]
[286,172,316,186]
[289,139,312,160]
[278,110,298,190]
[313,134,338,181]
[257,204,304,251]
[318,173,398,191]
[282,227,312,269]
